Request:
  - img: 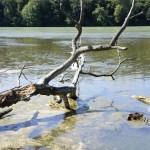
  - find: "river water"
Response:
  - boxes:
[0,27,150,150]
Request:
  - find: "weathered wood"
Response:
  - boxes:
[109,0,135,46]
[60,0,83,51]
[71,54,84,87]
[38,45,127,85]
[0,108,13,118]
[0,0,141,110]
[0,84,75,108]
[61,94,71,109]
[69,54,85,98]
[131,95,150,105]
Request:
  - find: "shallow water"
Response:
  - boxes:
[0,27,150,150]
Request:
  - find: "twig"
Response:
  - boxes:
[102,99,119,111]
[18,65,32,86]
[59,72,71,83]
[110,0,135,46]
[81,50,135,80]
[130,11,144,20]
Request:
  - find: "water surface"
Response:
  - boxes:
[0,27,150,150]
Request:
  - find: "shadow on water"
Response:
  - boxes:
[0,95,150,149]
[0,96,89,133]
[24,97,150,150]
[0,111,40,132]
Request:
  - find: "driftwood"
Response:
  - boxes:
[0,84,75,108]
[0,0,143,115]
[131,95,150,105]
[0,108,13,118]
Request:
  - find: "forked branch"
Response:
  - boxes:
[18,65,32,86]
[130,11,144,20]
[81,51,135,80]
[60,0,84,51]
[110,0,135,46]
[0,0,141,110]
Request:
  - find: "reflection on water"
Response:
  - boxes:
[0,27,150,149]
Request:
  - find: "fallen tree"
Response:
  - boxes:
[0,0,143,118]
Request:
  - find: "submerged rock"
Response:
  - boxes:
[127,112,148,123]
[131,95,150,105]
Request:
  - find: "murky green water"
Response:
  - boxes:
[0,27,150,150]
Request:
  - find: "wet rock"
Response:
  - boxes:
[131,95,150,104]
[127,112,148,123]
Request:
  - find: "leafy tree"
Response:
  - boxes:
[113,0,131,24]
[0,3,4,25]
[92,5,109,25]
[15,0,28,11]
[0,0,149,26]
[59,0,96,26]
[114,4,124,23]
[132,0,150,25]
[22,0,61,27]
[146,7,150,21]
[1,0,21,26]
[22,0,42,26]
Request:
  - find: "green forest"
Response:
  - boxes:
[0,0,149,27]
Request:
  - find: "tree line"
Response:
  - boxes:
[0,0,149,27]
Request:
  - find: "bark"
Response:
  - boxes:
[60,94,71,109]
[0,108,13,118]
[0,84,74,108]
[109,0,135,46]
[38,45,127,85]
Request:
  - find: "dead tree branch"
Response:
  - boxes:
[101,99,119,111]
[60,0,83,51]
[81,58,135,80]
[60,94,70,109]
[59,72,71,83]
[0,108,13,118]
[81,50,135,80]
[69,54,85,98]
[109,0,135,46]
[130,11,144,20]
[0,0,141,109]
[0,84,75,108]
[71,54,85,87]
[38,45,127,85]
[18,65,32,86]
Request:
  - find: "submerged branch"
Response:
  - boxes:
[18,65,32,86]
[81,50,135,80]
[0,108,13,118]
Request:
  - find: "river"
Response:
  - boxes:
[0,27,150,150]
